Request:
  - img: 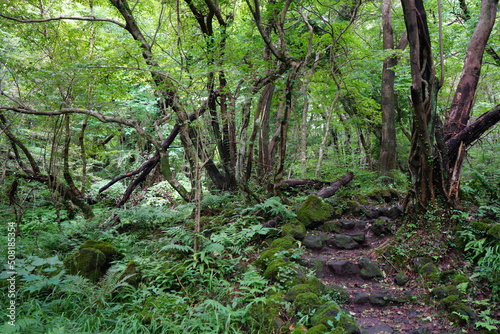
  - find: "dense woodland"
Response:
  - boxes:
[1,0,499,333]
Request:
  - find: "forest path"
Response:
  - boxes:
[300,213,458,334]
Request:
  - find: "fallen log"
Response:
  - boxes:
[316,171,355,199]
[277,178,330,189]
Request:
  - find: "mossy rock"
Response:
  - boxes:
[64,240,124,282]
[366,188,399,203]
[248,293,285,331]
[282,222,307,240]
[306,324,328,333]
[451,273,468,285]
[263,258,304,288]
[255,236,297,269]
[118,260,141,287]
[431,285,459,300]
[307,277,326,294]
[290,325,308,334]
[487,224,500,240]
[322,221,341,233]
[370,218,393,237]
[438,294,461,310]
[297,195,334,227]
[448,302,477,325]
[286,284,316,302]
[417,262,440,282]
[325,285,350,304]
[343,200,364,216]
[303,234,328,250]
[270,236,298,250]
[358,257,384,280]
[293,292,321,314]
[394,271,409,286]
[311,302,360,333]
[470,221,492,233]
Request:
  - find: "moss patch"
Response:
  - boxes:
[297,195,334,227]
[64,240,124,282]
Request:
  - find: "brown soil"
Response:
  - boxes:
[300,220,462,334]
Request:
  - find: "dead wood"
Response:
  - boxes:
[316,171,355,199]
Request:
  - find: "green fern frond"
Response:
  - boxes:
[160,244,194,253]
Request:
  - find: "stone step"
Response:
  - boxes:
[302,232,368,251]
[351,290,410,307]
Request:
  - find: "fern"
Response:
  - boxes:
[160,244,194,254]
[243,196,296,220]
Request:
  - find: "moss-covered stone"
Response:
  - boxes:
[290,325,308,334]
[282,222,307,240]
[297,195,334,227]
[370,218,393,237]
[358,257,384,280]
[487,224,500,240]
[306,324,328,333]
[417,262,440,282]
[119,260,141,287]
[263,258,304,288]
[344,200,364,216]
[470,221,492,232]
[270,236,298,250]
[307,277,325,294]
[322,221,341,233]
[64,240,124,282]
[248,293,285,331]
[431,285,459,300]
[311,302,359,333]
[448,302,477,325]
[451,273,468,285]
[286,284,315,302]
[255,236,297,269]
[293,292,321,314]
[325,285,350,304]
[367,188,399,203]
[330,234,359,250]
[394,271,409,286]
[303,234,327,250]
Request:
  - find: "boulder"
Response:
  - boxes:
[329,234,360,249]
[327,260,360,276]
[282,222,307,240]
[370,217,393,237]
[296,195,334,227]
[358,257,384,280]
[302,233,329,250]
[64,240,124,282]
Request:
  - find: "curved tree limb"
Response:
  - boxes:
[0,13,126,28]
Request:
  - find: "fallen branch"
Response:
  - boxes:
[316,171,355,199]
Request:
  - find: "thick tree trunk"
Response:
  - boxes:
[401,0,444,212]
[380,0,408,178]
[444,0,498,203]
[402,0,499,212]
[379,0,398,177]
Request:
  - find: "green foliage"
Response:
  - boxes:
[243,196,297,221]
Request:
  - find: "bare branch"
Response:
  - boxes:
[0,13,126,28]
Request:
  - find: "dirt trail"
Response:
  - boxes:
[300,215,459,334]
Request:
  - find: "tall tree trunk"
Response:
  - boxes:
[401,0,443,212]
[379,0,408,178]
[444,0,498,203]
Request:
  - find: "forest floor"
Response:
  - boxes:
[299,214,463,334]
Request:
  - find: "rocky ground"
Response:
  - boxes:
[298,209,461,334]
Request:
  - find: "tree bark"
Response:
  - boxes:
[316,171,354,199]
[379,0,408,178]
[443,0,498,203]
[401,0,443,212]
